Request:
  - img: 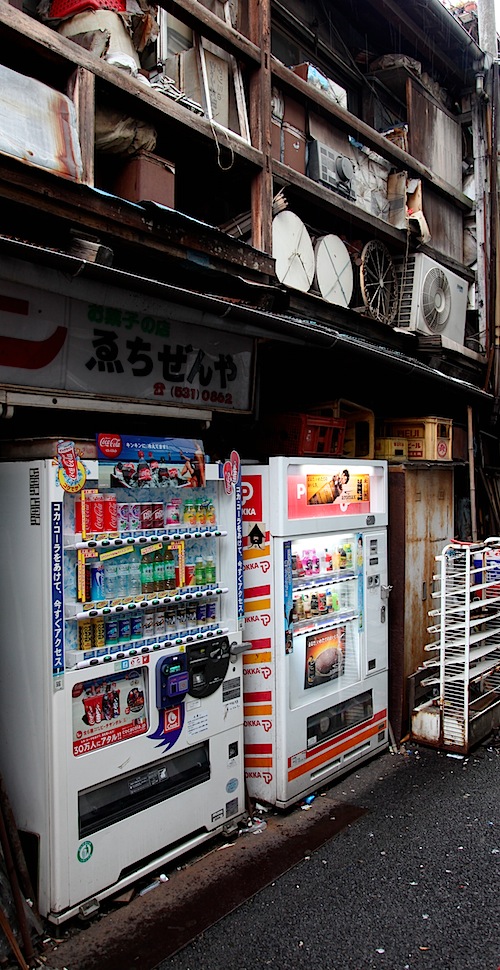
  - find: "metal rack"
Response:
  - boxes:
[410,538,500,753]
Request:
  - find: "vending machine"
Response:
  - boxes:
[242,456,389,809]
[0,436,245,923]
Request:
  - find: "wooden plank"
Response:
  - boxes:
[0,155,275,278]
[156,0,260,65]
[67,67,95,186]
[422,186,464,260]
[223,2,250,143]
[407,78,462,189]
[248,0,272,254]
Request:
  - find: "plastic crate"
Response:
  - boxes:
[265,413,346,457]
[375,437,408,460]
[378,417,452,461]
[309,399,375,458]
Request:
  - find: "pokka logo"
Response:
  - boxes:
[246,771,273,784]
[245,614,271,626]
[245,719,273,732]
[97,434,122,459]
[244,665,272,679]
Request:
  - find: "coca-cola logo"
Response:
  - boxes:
[98,434,122,459]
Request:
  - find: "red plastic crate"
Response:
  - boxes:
[265,413,346,457]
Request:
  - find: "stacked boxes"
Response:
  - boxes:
[376,417,453,461]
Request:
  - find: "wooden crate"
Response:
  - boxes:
[379,417,452,461]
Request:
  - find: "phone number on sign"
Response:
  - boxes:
[171,387,233,404]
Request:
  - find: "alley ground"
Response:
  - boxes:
[40,732,500,970]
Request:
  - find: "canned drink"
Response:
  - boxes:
[78,619,94,651]
[142,608,155,638]
[102,693,113,720]
[87,493,105,534]
[90,562,105,601]
[176,602,186,629]
[185,603,197,629]
[196,602,207,625]
[317,591,327,614]
[118,616,131,642]
[104,618,119,645]
[128,503,141,531]
[130,613,143,640]
[154,608,165,637]
[111,690,120,717]
[93,616,106,649]
[117,503,130,532]
[103,493,117,532]
[165,606,176,631]
[166,500,180,525]
[184,564,195,587]
[206,601,217,624]
[152,503,164,532]
[140,504,154,532]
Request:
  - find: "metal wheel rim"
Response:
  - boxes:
[359,240,398,324]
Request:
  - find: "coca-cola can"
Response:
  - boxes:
[117,503,130,532]
[87,493,104,533]
[140,503,154,531]
[152,502,164,532]
[57,440,79,484]
[103,493,118,532]
[128,503,141,531]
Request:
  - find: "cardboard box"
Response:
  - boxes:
[379,417,453,461]
[271,117,282,161]
[282,123,306,174]
[283,94,306,133]
[375,438,408,460]
[113,152,175,208]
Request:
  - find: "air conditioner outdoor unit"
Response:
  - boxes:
[395,253,468,345]
[307,140,356,200]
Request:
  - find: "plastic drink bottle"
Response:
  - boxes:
[153,547,166,593]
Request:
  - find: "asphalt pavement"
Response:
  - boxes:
[156,737,500,970]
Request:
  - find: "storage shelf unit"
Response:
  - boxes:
[411,539,500,753]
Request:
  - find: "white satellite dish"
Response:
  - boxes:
[272,211,315,292]
[314,234,353,307]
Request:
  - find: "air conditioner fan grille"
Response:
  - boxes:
[421,267,451,333]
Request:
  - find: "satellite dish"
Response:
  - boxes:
[314,234,353,306]
[272,211,314,292]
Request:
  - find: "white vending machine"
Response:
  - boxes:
[242,456,389,809]
[0,436,245,923]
